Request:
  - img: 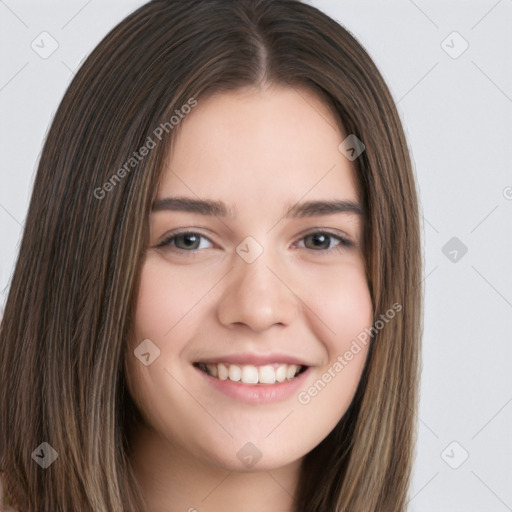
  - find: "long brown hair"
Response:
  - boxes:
[0,1,422,510]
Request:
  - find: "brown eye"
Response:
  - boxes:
[297,231,353,253]
[303,233,332,250]
[155,232,213,251]
[173,233,201,250]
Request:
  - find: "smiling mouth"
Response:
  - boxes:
[193,362,308,385]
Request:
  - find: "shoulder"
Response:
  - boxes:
[0,471,19,512]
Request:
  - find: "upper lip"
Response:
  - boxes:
[194,353,310,367]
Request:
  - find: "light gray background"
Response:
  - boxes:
[1,1,511,510]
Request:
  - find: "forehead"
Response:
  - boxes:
[158,86,359,210]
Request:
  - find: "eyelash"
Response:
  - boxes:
[154,229,354,256]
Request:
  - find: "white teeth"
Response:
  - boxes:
[275,364,287,383]
[286,364,299,380]
[206,363,218,378]
[217,363,229,380]
[228,365,241,382]
[258,365,276,384]
[241,365,259,384]
[199,362,304,384]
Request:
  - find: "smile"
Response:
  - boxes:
[194,362,308,385]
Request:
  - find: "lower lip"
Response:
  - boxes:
[194,365,311,404]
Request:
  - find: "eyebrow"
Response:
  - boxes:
[151,196,364,218]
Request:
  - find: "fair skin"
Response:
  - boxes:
[126,85,373,512]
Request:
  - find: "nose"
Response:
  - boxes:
[216,248,298,333]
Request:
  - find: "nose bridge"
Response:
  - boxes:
[216,239,297,331]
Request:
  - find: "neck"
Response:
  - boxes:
[128,424,302,512]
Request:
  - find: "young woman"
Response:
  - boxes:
[0,0,423,510]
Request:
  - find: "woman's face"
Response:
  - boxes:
[126,86,373,471]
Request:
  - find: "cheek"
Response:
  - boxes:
[327,266,373,348]
[125,257,213,447]
[131,254,214,341]
[298,258,373,354]
[291,260,373,441]
[126,257,196,411]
